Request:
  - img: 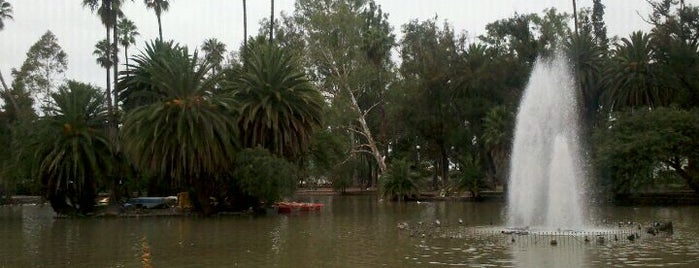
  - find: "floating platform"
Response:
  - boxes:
[274,202,324,213]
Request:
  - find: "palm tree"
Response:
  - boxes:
[0,0,12,31]
[201,38,227,75]
[117,18,139,72]
[565,33,605,128]
[0,0,16,112]
[82,0,124,126]
[110,1,126,113]
[94,39,115,113]
[572,0,578,36]
[120,40,237,215]
[144,0,169,41]
[242,0,247,52]
[380,159,419,201]
[481,105,513,187]
[603,31,669,110]
[33,81,111,215]
[231,43,324,160]
[117,40,181,111]
[269,0,274,44]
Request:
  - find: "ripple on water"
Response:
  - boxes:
[401,224,699,268]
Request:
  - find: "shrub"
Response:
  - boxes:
[232,147,297,206]
[380,159,419,201]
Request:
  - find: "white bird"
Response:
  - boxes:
[435,219,441,226]
[458,218,463,225]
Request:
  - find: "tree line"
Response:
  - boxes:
[1,0,698,215]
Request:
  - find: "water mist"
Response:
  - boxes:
[506,52,586,231]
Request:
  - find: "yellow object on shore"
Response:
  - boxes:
[177,192,192,209]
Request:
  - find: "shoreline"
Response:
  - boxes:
[4,190,699,208]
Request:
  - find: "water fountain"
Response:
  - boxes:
[394,53,682,268]
[506,52,586,231]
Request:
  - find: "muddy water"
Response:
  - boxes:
[1,195,698,267]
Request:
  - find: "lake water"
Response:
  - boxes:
[2,195,699,267]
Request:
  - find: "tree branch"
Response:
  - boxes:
[350,148,374,155]
[362,101,382,117]
[342,125,370,140]
[0,71,20,116]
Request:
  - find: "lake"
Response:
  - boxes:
[2,195,699,267]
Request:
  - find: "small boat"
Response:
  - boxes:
[274,202,324,213]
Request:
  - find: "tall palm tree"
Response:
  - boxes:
[120,40,237,215]
[110,1,125,113]
[33,81,111,215]
[242,0,247,52]
[565,33,605,128]
[572,0,578,36]
[144,0,169,41]
[0,0,12,31]
[201,38,227,75]
[117,18,139,72]
[603,31,668,110]
[93,39,115,113]
[231,43,324,160]
[82,0,123,126]
[269,0,274,44]
[0,0,16,112]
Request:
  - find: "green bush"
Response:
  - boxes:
[456,154,487,200]
[380,159,419,201]
[232,147,297,205]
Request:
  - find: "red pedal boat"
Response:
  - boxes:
[274,202,324,213]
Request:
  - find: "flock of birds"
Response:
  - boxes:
[396,205,674,245]
[396,217,464,239]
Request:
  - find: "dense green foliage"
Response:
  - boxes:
[231,43,324,160]
[32,81,111,215]
[231,147,297,205]
[11,31,68,106]
[119,41,237,215]
[380,159,419,201]
[595,107,699,193]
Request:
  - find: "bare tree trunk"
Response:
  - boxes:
[440,142,449,187]
[269,0,274,44]
[0,71,19,115]
[157,15,163,41]
[104,27,114,132]
[321,50,387,175]
[124,46,129,73]
[243,0,247,51]
[347,88,387,174]
[572,0,578,36]
[112,20,119,114]
[432,158,439,190]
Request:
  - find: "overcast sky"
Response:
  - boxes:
[0,0,689,90]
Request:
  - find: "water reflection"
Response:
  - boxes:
[511,245,587,268]
[2,198,699,267]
